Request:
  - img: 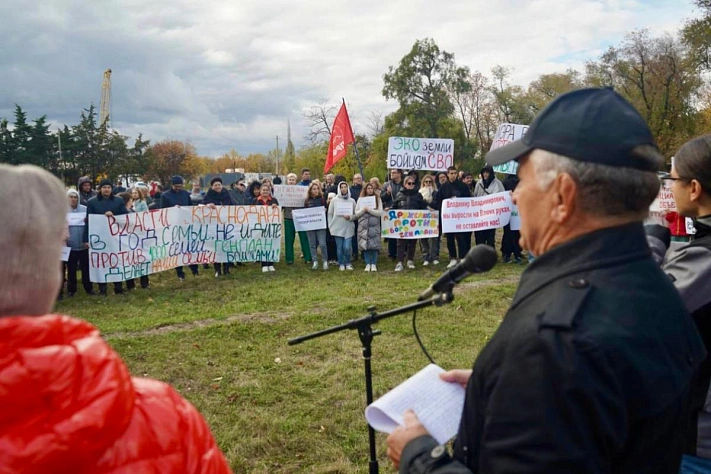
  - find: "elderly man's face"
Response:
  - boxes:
[353,174,363,185]
[512,155,551,253]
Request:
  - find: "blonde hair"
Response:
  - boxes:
[0,165,67,316]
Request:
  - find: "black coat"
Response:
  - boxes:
[160,188,192,208]
[392,188,427,210]
[83,194,127,242]
[203,188,235,206]
[400,223,705,474]
[437,179,471,202]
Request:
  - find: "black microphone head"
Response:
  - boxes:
[460,245,498,273]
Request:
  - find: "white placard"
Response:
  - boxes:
[650,185,677,212]
[272,185,308,208]
[356,196,376,211]
[292,207,327,231]
[381,210,439,239]
[67,212,85,226]
[387,137,454,172]
[686,218,697,235]
[441,192,513,233]
[509,201,521,231]
[490,123,528,175]
[335,199,353,217]
[61,246,72,262]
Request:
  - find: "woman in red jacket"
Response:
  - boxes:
[0,164,232,474]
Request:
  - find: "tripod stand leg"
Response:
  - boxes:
[359,325,380,474]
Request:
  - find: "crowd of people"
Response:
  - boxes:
[61,165,530,297]
[3,87,711,473]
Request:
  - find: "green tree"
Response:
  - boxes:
[585,30,702,155]
[682,0,711,69]
[11,105,33,165]
[382,38,471,139]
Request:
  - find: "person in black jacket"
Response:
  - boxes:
[387,88,706,474]
[83,179,128,296]
[203,177,235,277]
[392,176,428,271]
[161,175,199,280]
[437,166,472,268]
[501,174,523,263]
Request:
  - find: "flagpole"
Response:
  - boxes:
[343,98,364,178]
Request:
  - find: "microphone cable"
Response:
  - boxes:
[412,310,436,365]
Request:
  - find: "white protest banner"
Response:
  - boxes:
[387,137,454,172]
[292,207,327,231]
[67,212,85,226]
[335,200,353,216]
[382,210,439,239]
[509,201,521,231]
[356,196,376,211]
[686,218,697,235]
[273,185,307,208]
[490,123,528,175]
[61,246,71,262]
[441,192,513,233]
[88,206,282,283]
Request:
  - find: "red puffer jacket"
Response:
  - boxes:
[0,315,232,473]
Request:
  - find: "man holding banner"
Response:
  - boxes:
[84,179,127,296]
[387,88,705,473]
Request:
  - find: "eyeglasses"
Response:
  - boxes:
[404,181,415,186]
[423,180,432,184]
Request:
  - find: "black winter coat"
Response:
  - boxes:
[400,223,705,474]
[392,188,427,211]
[160,188,192,208]
[203,188,235,206]
[83,194,127,243]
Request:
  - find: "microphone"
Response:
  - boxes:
[418,245,498,301]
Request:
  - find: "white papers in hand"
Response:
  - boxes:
[365,364,466,444]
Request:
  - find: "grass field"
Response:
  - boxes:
[56,248,525,473]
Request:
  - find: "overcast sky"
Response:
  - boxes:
[0,0,699,157]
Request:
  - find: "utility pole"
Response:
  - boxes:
[275,134,280,176]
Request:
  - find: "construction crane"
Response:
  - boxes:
[99,69,112,128]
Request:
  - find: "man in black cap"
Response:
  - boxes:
[160,175,199,280]
[387,88,706,473]
[84,179,128,296]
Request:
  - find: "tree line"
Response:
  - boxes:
[3,0,711,184]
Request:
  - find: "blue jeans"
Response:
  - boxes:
[363,249,378,265]
[306,229,328,262]
[334,236,351,266]
[680,455,711,473]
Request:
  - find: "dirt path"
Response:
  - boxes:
[106,275,521,340]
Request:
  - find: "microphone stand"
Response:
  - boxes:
[288,291,455,474]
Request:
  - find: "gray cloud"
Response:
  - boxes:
[0,0,696,157]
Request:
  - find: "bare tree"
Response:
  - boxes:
[366,110,385,138]
[302,100,337,143]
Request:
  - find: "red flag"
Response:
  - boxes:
[324,102,355,173]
